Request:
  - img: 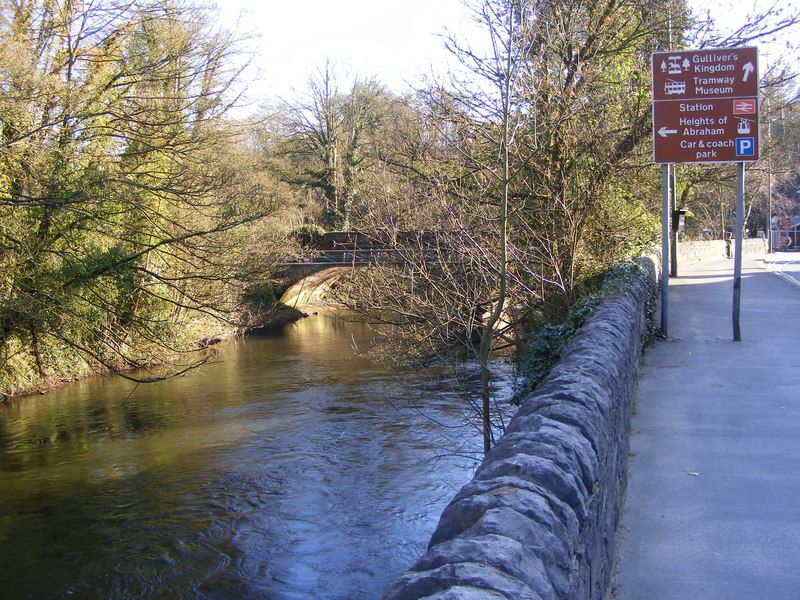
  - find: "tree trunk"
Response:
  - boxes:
[478,3,514,454]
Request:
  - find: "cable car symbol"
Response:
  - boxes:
[737,119,751,135]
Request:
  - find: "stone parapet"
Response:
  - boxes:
[675,238,766,265]
[383,262,655,600]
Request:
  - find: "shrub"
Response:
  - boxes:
[513,260,657,404]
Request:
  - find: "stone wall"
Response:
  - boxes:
[673,238,766,265]
[382,263,655,600]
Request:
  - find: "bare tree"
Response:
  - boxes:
[337,0,682,452]
[268,64,394,230]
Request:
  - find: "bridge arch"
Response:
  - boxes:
[279,266,354,309]
[276,231,446,309]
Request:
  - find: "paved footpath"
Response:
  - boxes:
[612,255,800,600]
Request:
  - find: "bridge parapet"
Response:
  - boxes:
[276,231,460,308]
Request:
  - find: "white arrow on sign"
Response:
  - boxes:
[658,127,678,137]
[742,62,754,82]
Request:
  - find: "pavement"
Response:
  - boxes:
[612,255,800,600]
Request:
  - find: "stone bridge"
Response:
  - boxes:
[277,232,400,307]
[277,231,451,308]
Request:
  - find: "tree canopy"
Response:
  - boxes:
[0,0,284,395]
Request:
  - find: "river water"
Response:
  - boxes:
[0,314,484,599]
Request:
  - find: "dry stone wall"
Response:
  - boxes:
[382,262,655,600]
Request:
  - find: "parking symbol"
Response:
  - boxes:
[736,137,755,157]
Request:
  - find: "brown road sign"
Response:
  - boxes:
[652,47,759,164]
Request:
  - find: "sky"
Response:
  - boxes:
[216,0,800,112]
[217,0,481,108]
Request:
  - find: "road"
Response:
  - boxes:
[763,255,800,288]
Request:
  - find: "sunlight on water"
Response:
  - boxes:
[0,314,495,599]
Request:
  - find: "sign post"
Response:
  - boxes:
[652,47,759,341]
[661,165,670,335]
[733,163,745,341]
[670,166,678,277]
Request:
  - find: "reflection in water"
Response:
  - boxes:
[0,314,484,599]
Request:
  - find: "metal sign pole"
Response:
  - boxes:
[670,165,678,277]
[767,97,773,253]
[733,162,745,341]
[661,164,671,336]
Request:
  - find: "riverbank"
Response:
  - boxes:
[1,302,308,405]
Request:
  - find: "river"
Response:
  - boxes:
[0,314,486,599]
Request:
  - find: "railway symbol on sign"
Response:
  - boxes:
[733,99,756,114]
